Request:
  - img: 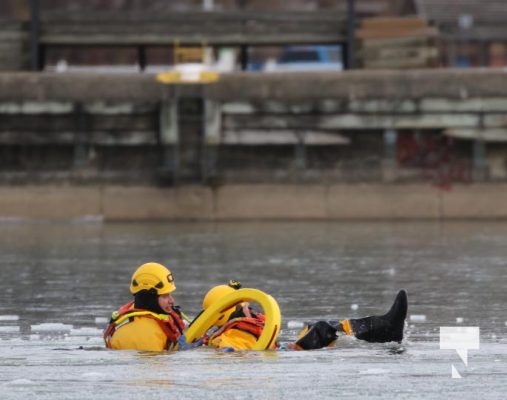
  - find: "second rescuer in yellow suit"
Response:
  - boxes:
[200,281,408,351]
[201,282,270,350]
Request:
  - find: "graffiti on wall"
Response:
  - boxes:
[397,132,472,189]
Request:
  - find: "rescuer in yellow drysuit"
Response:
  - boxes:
[103,262,188,352]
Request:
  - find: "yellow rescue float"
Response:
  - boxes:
[185,288,281,350]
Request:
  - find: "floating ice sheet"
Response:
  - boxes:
[287,321,305,329]
[0,326,20,333]
[0,315,19,321]
[410,314,427,322]
[31,323,73,332]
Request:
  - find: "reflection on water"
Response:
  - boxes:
[0,221,506,399]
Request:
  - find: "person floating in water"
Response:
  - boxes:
[198,281,408,351]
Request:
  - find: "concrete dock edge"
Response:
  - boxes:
[1,184,506,221]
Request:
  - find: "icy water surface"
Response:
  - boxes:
[0,221,506,399]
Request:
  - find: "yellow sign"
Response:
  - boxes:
[156,69,219,85]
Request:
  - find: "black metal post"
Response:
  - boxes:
[29,0,41,70]
[239,45,248,71]
[138,45,147,71]
[346,0,356,69]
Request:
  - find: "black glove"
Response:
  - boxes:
[295,321,338,350]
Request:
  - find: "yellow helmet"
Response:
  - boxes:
[130,262,176,295]
[202,280,241,326]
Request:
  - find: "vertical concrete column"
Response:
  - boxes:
[473,138,487,181]
[294,130,307,171]
[203,99,221,181]
[73,102,89,168]
[159,98,179,181]
[382,128,398,182]
[473,115,488,181]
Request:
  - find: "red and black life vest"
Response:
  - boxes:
[207,314,265,342]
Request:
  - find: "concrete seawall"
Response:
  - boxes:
[2,184,506,221]
[1,70,507,186]
[1,70,507,221]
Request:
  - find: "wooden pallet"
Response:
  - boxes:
[356,16,440,69]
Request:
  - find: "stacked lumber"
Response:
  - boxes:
[356,17,440,69]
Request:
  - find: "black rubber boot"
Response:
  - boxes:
[348,290,408,343]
